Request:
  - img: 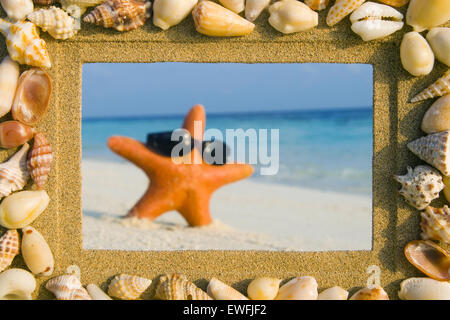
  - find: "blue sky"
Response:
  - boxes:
[82,63,373,119]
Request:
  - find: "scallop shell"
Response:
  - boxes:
[245,0,270,21]
[0,0,34,21]
[0,230,19,272]
[0,190,50,229]
[247,277,281,300]
[377,0,409,7]
[0,19,51,68]
[426,28,450,67]
[152,0,198,30]
[404,240,449,281]
[304,0,330,11]
[400,31,434,77]
[21,226,54,277]
[83,0,152,32]
[349,287,389,300]
[420,206,450,244]
[406,0,450,32]
[108,274,152,300]
[46,275,92,300]
[0,57,19,118]
[0,268,36,300]
[399,277,450,300]
[421,95,450,134]
[268,0,318,34]
[326,0,366,27]
[275,276,318,300]
[155,273,212,300]
[407,131,450,176]
[350,2,404,41]
[0,144,30,200]
[0,121,35,149]
[12,68,52,127]
[28,132,52,189]
[60,0,104,15]
[393,165,444,210]
[33,0,58,4]
[192,1,255,37]
[318,286,349,300]
[86,284,112,300]
[207,277,248,300]
[219,0,244,13]
[411,70,450,102]
[27,6,79,40]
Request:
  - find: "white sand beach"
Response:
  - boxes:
[82,159,372,251]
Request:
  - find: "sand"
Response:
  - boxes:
[82,159,372,251]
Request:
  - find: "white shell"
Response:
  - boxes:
[245,0,271,22]
[207,277,248,300]
[317,286,349,300]
[21,226,54,277]
[219,0,244,13]
[0,56,19,118]
[350,2,404,41]
[46,274,92,300]
[406,0,450,32]
[86,284,112,300]
[268,0,318,34]
[426,28,450,67]
[400,31,434,77]
[27,6,79,40]
[275,276,318,300]
[108,274,152,300]
[0,0,34,21]
[247,277,281,300]
[0,268,36,300]
[153,0,198,30]
[399,277,450,300]
[0,143,30,200]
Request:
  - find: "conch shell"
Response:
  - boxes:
[0,121,35,149]
[326,0,366,27]
[0,143,30,200]
[377,0,409,7]
[0,268,36,300]
[247,277,281,300]
[27,6,79,40]
[83,0,152,32]
[349,287,389,300]
[60,0,104,16]
[399,277,450,300]
[0,0,34,21]
[404,240,449,281]
[411,70,449,102]
[317,286,349,300]
[275,276,318,300]
[46,275,92,300]
[268,0,318,34]
[155,273,212,300]
[0,19,51,68]
[218,0,244,13]
[421,95,450,134]
[420,206,450,244]
[406,0,450,32]
[245,0,271,22]
[108,274,152,300]
[0,230,19,272]
[207,277,248,300]
[400,31,434,77]
[304,0,330,11]
[0,56,20,118]
[152,0,198,30]
[28,132,53,189]
[426,28,450,67]
[21,226,54,277]
[86,284,112,300]
[393,165,444,210]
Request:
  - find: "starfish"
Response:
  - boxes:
[107,105,254,227]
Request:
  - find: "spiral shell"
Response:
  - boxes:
[0,230,19,272]
[28,132,52,190]
[420,206,450,244]
[155,273,212,300]
[108,274,152,300]
[411,70,450,103]
[46,275,92,300]
[304,0,330,11]
[0,143,30,200]
[27,6,79,40]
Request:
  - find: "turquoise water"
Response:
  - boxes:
[82,108,372,196]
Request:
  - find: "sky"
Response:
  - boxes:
[82,63,373,119]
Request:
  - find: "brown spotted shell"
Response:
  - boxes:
[28,132,52,189]
[155,273,213,300]
[421,206,450,244]
[46,275,92,300]
[0,229,19,272]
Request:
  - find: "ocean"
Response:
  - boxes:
[82,108,372,196]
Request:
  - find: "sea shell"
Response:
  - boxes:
[46,275,92,300]
[60,0,104,16]
[28,132,53,189]
[0,268,36,300]
[247,277,281,300]
[83,0,152,32]
[420,206,450,244]
[400,32,434,77]
[350,2,403,41]
[108,274,152,300]
[404,240,449,281]
[155,273,213,300]
[0,190,50,229]
[411,70,450,102]
[0,144,30,200]
[399,277,450,300]
[0,230,19,272]
[317,286,349,300]
[86,284,112,300]
[349,287,389,300]
[326,0,366,27]
[152,0,198,30]
[0,56,19,118]
[421,95,450,134]
[426,28,450,67]
[268,0,318,34]
[192,1,255,37]
[12,68,52,127]
[0,121,35,149]
[245,0,271,22]
[304,0,330,11]
[0,19,51,68]
[275,276,318,300]
[0,0,34,21]
[219,0,244,13]
[27,6,79,40]
[406,0,450,33]
[377,0,409,7]
[407,131,450,176]
[393,165,444,210]
[207,277,248,300]
[33,0,58,4]
[21,226,54,277]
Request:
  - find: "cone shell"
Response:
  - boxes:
[411,70,450,102]
[245,0,270,22]
[247,277,281,300]
[275,276,318,300]
[268,0,318,34]
[21,226,54,277]
[305,0,330,11]
[83,0,152,32]
[192,1,255,37]
[399,277,450,300]
[219,0,244,13]
[406,0,450,32]
[153,0,198,30]
[393,165,444,210]
[0,121,34,149]
[86,284,112,300]
[108,274,152,300]
[0,230,19,272]
[407,131,450,176]
[0,144,30,200]
[426,28,450,67]
[0,190,50,229]
[0,268,36,300]
[155,273,213,300]
[400,32,434,77]
[377,0,409,7]
[27,6,79,40]
[404,240,449,281]
[0,57,19,118]
[207,277,248,300]
[349,287,389,300]
[0,19,51,68]
[420,206,450,244]
[60,0,104,15]
[0,0,34,21]
[318,286,349,300]
[46,275,92,300]
[326,0,366,27]
[12,68,52,127]
[28,132,52,189]
[421,95,450,134]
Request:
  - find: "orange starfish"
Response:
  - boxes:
[107,105,254,226]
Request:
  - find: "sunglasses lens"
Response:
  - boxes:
[146,130,193,157]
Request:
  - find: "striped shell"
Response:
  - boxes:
[155,273,213,300]
[305,0,330,11]
[46,275,92,300]
[0,144,30,199]
[27,6,79,40]
[0,230,19,272]
[411,70,450,103]
[326,0,366,27]
[28,132,52,189]
[108,274,152,300]
[377,0,409,6]
[421,206,450,244]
